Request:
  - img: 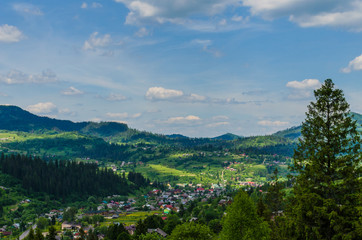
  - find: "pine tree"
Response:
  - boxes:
[290,79,362,239]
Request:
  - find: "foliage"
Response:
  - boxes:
[289,79,362,239]
[106,223,129,240]
[220,190,270,240]
[37,217,49,230]
[169,222,214,240]
[0,153,131,200]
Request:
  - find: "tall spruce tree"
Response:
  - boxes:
[290,79,361,239]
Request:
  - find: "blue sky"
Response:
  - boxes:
[1,0,362,137]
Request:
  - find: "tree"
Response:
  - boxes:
[46,226,57,240]
[37,217,49,230]
[220,190,270,240]
[290,79,362,239]
[27,228,35,240]
[35,228,44,240]
[265,168,285,216]
[169,222,214,240]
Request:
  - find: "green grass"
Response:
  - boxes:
[101,211,162,226]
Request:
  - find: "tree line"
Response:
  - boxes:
[0,153,135,201]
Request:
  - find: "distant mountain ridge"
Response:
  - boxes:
[0,105,128,137]
[1,105,361,141]
[213,133,242,140]
[272,112,362,140]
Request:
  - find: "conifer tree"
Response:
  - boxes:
[290,79,361,239]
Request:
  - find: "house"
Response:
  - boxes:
[61,222,81,230]
[125,225,136,235]
[147,228,168,238]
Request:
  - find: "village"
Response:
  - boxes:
[3,183,233,239]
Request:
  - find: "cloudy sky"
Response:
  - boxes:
[1,0,362,137]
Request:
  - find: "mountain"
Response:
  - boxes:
[273,112,362,140]
[166,134,189,139]
[213,133,242,140]
[0,105,128,136]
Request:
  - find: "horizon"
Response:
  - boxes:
[1,1,362,137]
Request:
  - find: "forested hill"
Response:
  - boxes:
[272,112,362,140]
[0,105,128,136]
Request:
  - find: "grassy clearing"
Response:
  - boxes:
[101,211,162,226]
[148,164,196,177]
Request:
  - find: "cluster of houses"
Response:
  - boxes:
[15,184,229,239]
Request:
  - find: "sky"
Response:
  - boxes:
[1,1,362,137]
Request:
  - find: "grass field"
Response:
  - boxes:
[101,211,163,226]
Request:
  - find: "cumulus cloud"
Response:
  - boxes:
[115,0,247,31]
[286,78,321,100]
[286,79,321,89]
[62,86,84,96]
[242,0,362,31]
[13,3,43,16]
[341,54,362,73]
[145,86,256,104]
[83,32,111,51]
[0,24,24,43]
[145,87,184,100]
[81,2,88,9]
[27,102,57,114]
[258,120,289,127]
[0,69,58,84]
[165,115,201,124]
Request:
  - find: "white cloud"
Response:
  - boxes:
[62,86,84,96]
[83,32,111,51]
[242,0,362,31]
[206,121,230,127]
[145,87,184,100]
[0,92,8,97]
[286,79,321,89]
[286,79,321,100]
[135,27,150,37]
[81,2,103,9]
[115,0,242,25]
[145,86,254,104]
[27,102,57,114]
[13,3,43,16]
[191,39,222,57]
[341,54,362,73]
[0,69,58,84]
[0,24,24,43]
[165,115,201,124]
[106,93,128,101]
[92,2,103,8]
[187,93,207,102]
[258,120,289,127]
[219,19,227,25]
